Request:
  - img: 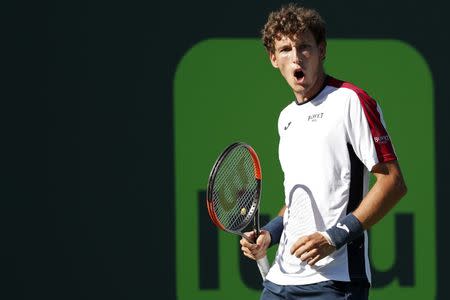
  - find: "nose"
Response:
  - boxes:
[292,47,301,64]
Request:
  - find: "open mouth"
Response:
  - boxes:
[294,69,305,81]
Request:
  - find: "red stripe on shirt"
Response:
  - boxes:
[327,76,397,163]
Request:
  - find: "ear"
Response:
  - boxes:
[319,41,327,61]
[269,51,279,68]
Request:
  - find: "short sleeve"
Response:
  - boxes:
[345,90,397,171]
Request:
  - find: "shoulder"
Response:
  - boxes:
[277,101,296,134]
[278,101,296,120]
[326,76,377,108]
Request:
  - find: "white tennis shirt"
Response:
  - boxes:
[266,76,397,285]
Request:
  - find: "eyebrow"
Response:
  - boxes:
[276,41,311,51]
[277,44,290,49]
[295,40,312,46]
[276,42,292,49]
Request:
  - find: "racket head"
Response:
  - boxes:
[206,142,262,235]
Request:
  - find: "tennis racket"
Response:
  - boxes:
[206,142,270,279]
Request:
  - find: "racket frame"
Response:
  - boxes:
[206,142,270,279]
[206,142,262,240]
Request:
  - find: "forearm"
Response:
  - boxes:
[353,161,407,229]
[262,205,286,246]
[277,205,286,216]
[326,161,407,249]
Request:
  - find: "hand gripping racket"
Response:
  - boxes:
[206,142,270,279]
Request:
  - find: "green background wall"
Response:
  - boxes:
[175,39,434,300]
[4,0,449,299]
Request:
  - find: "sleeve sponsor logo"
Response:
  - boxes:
[374,135,390,144]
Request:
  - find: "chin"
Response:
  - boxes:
[293,84,307,93]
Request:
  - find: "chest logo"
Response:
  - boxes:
[307,112,324,122]
[284,121,292,130]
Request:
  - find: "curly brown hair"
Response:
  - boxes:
[262,4,326,53]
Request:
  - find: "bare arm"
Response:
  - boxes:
[291,160,407,265]
[353,160,407,229]
[277,205,286,217]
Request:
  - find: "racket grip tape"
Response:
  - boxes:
[256,255,270,279]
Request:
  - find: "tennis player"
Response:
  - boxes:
[240,4,407,300]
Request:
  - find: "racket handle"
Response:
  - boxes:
[256,255,270,279]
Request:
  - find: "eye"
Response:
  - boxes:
[299,44,311,51]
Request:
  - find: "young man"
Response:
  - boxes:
[240,4,407,300]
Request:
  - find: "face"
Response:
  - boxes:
[269,30,326,102]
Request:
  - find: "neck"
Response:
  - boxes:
[296,71,326,104]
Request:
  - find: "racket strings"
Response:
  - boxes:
[211,146,259,231]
